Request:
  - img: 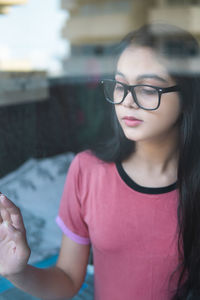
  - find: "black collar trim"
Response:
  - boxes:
[116,162,177,195]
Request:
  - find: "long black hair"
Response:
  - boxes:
[91,23,200,299]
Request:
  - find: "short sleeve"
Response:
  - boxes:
[56,154,90,245]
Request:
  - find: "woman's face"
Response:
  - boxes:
[115,46,181,142]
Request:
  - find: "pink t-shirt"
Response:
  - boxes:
[56,150,181,300]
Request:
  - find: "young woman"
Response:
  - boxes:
[0,23,200,300]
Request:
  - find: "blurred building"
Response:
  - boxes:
[0,0,49,106]
[0,0,27,14]
[61,0,200,76]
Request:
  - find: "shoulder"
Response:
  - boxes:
[74,150,108,168]
[71,150,114,182]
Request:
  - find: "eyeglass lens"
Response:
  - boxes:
[104,81,159,109]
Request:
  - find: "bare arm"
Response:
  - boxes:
[0,195,90,300]
[6,235,90,300]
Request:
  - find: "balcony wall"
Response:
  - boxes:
[148,5,200,34]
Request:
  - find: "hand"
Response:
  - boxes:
[0,194,30,277]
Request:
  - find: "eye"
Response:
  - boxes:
[115,83,124,91]
[144,88,157,95]
[139,86,157,95]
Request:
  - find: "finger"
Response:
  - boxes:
[6,225,29,255]
[1,220,25,244]
[0,195,22,219]
[0,216,28,249]
[0,220,15,242]
[10,213,26,232]
[0,208,11,224]
[0,193,17,209]
[0,196,25,232]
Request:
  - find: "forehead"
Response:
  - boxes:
[116,46,170,80]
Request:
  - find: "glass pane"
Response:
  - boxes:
[0,1,199,300]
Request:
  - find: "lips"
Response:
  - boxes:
[123,116,142,121]
[122,116,143,127]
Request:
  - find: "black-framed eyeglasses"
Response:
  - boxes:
[100,79,179,111]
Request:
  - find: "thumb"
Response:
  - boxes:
[4,221,27,246]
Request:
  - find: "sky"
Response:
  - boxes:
[0,0,69,75]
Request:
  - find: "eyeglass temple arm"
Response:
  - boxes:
[159,85,179,94]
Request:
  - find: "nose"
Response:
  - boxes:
[122,90,139,109]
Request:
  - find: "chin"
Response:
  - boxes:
[124,132,142,142]
[123,128,151,142]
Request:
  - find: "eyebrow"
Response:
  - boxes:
[115,71,168,83]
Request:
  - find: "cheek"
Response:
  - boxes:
[143,96,181,138]
[157,94,181,126]
[113,95,181,141]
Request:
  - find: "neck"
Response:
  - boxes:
[124,126,179,175]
